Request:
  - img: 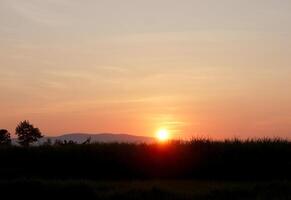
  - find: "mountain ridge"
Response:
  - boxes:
[13,133,156,145]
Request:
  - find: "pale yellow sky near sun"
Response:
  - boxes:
[1,0,291,138]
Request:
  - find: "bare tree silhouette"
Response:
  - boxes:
[15,121,43,147]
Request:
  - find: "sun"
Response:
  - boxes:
[156,129,170,142]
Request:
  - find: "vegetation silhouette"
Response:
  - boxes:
[15,120,43,147]
[54,139,78,145]
[0,137,290,181]
[0,129,11,145]
[0,121,291,199]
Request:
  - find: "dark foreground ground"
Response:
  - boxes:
[0,139,290,199]
[0,179,290,200]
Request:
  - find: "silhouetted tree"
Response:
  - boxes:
[54,139,64,146]
[0,129,11,145]
[54,139,77,146]
[15,121,43,147]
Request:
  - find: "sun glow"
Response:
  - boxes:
[156,129,170,142]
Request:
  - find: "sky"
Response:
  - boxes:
[1,0,291,139]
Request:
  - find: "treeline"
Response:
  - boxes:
[1,120,91,146]
[0,120,43,146]
[0,138,290,180]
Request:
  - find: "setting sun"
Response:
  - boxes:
[156,129,170,142]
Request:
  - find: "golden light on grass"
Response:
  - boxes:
[156,128,170,142]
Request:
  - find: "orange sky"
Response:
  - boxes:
[1,0,291,139]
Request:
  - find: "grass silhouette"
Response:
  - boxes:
[0,138,290,180]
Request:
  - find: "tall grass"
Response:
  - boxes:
[0,138,290,180]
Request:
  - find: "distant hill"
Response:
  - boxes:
[11,133,155,145]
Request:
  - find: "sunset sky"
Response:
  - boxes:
[1,0,291,139]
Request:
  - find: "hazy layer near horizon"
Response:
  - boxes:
[1,0,291,139]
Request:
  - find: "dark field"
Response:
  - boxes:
[1,179,291,199]
[0,139,291,199]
